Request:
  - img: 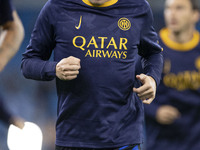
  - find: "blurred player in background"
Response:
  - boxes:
[0,0,24,128]
[144,0,200,149]
[21,0,163,149]
[0,0,24,71]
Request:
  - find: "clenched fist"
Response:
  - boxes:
[56,56,81,80]
[156,105,181,125]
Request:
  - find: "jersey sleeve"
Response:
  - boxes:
[21,1,57,81]
[0,0,13,25]
[138,2,163,86]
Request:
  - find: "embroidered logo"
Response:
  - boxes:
[75,16,82,30]
[118,18,131,31]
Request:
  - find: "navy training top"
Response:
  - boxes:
[21,0,163,148]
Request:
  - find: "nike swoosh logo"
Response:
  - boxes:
[75,16,82,30]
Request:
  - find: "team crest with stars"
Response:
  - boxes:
[118,18,131,31]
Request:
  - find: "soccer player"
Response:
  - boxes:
[0,0,24,128]
[144,0,200,149]
[21,0,163,149]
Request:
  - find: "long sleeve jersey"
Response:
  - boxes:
[21,0,163,148]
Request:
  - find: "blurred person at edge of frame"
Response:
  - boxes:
[0,0,25,129]
[144,0,200,150]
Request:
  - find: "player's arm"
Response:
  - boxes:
[134,2,163,104]
[21,2,57,81]
[21,2,80,81]
[0,11,24,72]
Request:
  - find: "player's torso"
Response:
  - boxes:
[51,2,147,146]
[51,0,150,93]
[159,28,200,105]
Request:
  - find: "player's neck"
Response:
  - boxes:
[169,27,196,44]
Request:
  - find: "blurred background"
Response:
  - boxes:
[0,0,200,150]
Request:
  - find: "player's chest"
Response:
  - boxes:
[163,48,200,73]
[162,48,200,91]
[54,12,143,46]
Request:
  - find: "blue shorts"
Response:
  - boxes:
[55,144,140,150]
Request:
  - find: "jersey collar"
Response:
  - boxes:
[160,28,200,51]
[82,0,118,7]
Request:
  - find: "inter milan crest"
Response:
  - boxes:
[118,18,131,31]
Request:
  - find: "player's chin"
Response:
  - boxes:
[168,25,181,33]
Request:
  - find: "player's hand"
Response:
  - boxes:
[156,105,181,125]
[56,56,81,80]
[133,74,156,104]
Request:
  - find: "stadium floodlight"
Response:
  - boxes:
[7,122,43,150]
